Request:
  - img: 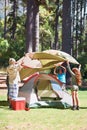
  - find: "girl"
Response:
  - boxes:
[54,63,66,90]
[67,61,82,110]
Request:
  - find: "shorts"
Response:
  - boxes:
[71,85,79,91]
[9,83,19,99]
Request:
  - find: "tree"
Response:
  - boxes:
[62,0,72,54]
[62,0,72,84]
[26,0,48,53]
[12,0,18,39]
[6,0,18,39]
[39,5,54,51]
[32,0,39,52]
[26,0,34,52]
[54,0,59,49]
[26,0,41,52]
[71,0,87,58]
[4,0,7,38]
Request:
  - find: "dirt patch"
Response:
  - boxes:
[79,127,87,130]
[0,89,7,95]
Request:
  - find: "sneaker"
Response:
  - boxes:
[76,106,79,110]
[9,104,12,109]
[72,106,76,110]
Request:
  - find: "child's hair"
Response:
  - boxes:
[56,67,64,73]
[72,68,82,86]
[9,58,16,65]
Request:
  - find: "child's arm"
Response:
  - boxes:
[67,61,75,76]
[78,64,81,71]
[61,65,66,73]
[54,67,57,75]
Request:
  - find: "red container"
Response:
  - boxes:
[11,97,26,110]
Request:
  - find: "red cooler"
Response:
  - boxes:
[11,97,26,110]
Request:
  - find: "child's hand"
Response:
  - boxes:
[79,64,81,67]
[66,60,69,64]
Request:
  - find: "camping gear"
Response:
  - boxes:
[11,97,26,110]
[18,50,79,80]
[17,49,79,108]
[19,73,72,109]
[43,49,79,64]
[18,51,66,80]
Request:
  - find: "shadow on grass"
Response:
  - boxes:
[0,100,9,110]
[0,100,8,106]
[80,107,87,109]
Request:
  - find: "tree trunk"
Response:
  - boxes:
[26,0,34,52]
[62,0,72,85]
[4,0,7,39]
[32,1,39,52]
[54,0,59,50]
[26,0,39,53]
[62,0,72,55]
[12,0,17,39]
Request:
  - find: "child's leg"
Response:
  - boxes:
[8,97,12,108]
[71,91,76,106]
[75,91,79,110]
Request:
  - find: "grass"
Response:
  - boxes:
[0,89,87,130]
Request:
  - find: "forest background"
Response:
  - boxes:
[0,0,87,82]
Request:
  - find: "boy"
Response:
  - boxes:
[7,58,21,108]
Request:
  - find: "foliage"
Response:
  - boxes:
[0,14,26,67]
[39,6,54,50]
[0,38,9,54]
[78,53,87,80]
[0,20,4,37]
[0,38,9,66]
[0,0,87,79]
[77,32,87,79]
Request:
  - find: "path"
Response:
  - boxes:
[0,72,7,89]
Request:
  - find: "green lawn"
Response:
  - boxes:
[0,89,87,130]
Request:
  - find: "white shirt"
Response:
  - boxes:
[7,64,21,84]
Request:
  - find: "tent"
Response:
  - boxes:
[18,49,79,80]
[19,73,72,109]
[17,49,79,108]
[43,49,79,64]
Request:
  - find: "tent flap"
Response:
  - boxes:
[19,49,79,80]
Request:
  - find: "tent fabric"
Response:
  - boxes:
[18,50,79,80]
[43,49,79,64]
[29,101,70,109]
[50,81,62,91]
[19,73,72,108]
[18,52,66,80]
[17,49,78,108]
[19,73,62,99]
[17,49,79,108]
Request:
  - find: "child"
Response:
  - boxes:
[54,63,66,90]
[7,58,21,108]
[67,61,82,110]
